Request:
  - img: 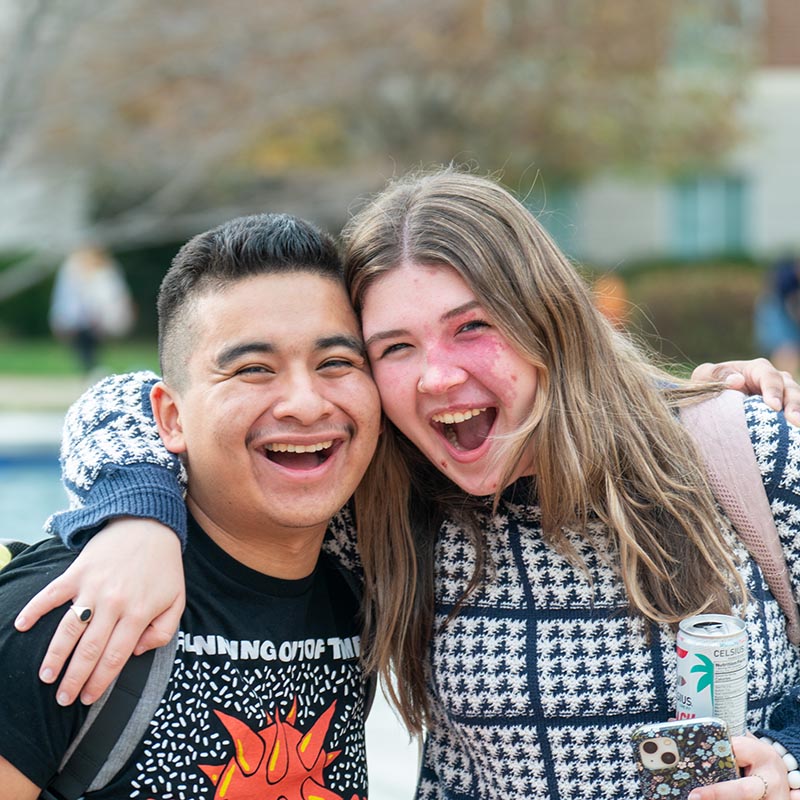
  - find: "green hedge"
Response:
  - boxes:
[0,252,56,338]
[115,242,183,337]
[1,250,771,367]
[594,261,765,366]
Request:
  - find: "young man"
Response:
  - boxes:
[0,213,380,799]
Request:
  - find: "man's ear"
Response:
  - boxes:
[150,381,187,454]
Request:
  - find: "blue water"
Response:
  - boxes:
[0,456,66,544]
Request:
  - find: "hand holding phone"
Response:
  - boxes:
[632,717,738,800]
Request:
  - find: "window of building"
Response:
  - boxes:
[671,175,748,258]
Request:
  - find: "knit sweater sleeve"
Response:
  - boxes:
[45,371,188,549]
[745,396,800,756]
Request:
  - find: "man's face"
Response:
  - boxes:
[157,272,380,543]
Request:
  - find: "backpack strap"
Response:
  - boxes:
[42,633,178,800]
[680,389,800,644]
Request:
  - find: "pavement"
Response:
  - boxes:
[0,375,84,454]
[0,374,88,413]
[0,373,421,797]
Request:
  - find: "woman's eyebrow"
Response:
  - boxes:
[365,329,407,348]
[441,300,481,321]
[365,301,482,348]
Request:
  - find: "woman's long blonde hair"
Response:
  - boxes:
[343,169,746,735]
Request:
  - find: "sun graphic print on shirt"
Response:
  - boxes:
[198,698,366,800]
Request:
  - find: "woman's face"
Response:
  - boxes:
[361,262,539,496]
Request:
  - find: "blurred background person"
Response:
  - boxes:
[48,244,136,375]
[754,253,800,377]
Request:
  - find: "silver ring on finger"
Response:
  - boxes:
[752,773,768,800]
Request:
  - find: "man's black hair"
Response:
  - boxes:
[157,213,342,385]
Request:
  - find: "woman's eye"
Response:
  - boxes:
[378,342,410,359]
[458,320,490,334]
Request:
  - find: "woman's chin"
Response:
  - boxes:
[445,462,534,498]
[443,468,502,498]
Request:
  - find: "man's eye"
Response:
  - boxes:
[321,358,356,370]
[236,365,270,375]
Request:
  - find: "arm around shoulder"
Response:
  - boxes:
[49,370,188,549]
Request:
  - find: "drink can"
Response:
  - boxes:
[675,614,748,736]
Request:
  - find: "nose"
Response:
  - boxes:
[272,370,334,424]
[416,353,468,395]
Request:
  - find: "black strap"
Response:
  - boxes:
[41,649,156,800]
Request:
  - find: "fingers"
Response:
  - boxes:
[133,598,183,656]
[40,596,184,706]
[690,358,800,426]
[748,361,792,413]
[691,361,747,387]
[73,593,185,703]
[50,604,144,705]
[688,735,790,799]
[758,367,800,426]
[14,575,76,631]
[688,774,774,800]
[36,600,99,695]
[14,518,185,705]
[778,374,800,427]
[694,358,777,400]
[66,614,149,705]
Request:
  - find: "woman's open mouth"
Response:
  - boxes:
[430,407,497,451]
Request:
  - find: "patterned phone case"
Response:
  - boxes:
[631,717,738,800]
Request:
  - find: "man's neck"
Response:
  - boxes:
[186,499,327,579]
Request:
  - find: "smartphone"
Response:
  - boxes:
[631,717,738,800]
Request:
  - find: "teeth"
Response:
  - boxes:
[431,408,487,425]
[265,441,333,453]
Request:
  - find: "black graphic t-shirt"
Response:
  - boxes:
[0,517,368,799]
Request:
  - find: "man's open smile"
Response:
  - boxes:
[261,438,341,470]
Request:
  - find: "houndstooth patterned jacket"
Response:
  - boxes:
[51,372,800,799]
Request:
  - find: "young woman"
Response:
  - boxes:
[18,171,800,800]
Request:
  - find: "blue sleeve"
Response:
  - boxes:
[45,371,188,549]
[758,687,800,763]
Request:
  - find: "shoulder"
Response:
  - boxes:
[0,538,77,598]
[0,538,77,643]
[743,395,800,501]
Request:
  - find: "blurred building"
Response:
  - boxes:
[548,0,800,265]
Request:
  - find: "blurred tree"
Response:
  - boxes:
[0,0,755,300]
[347,0,754,182]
